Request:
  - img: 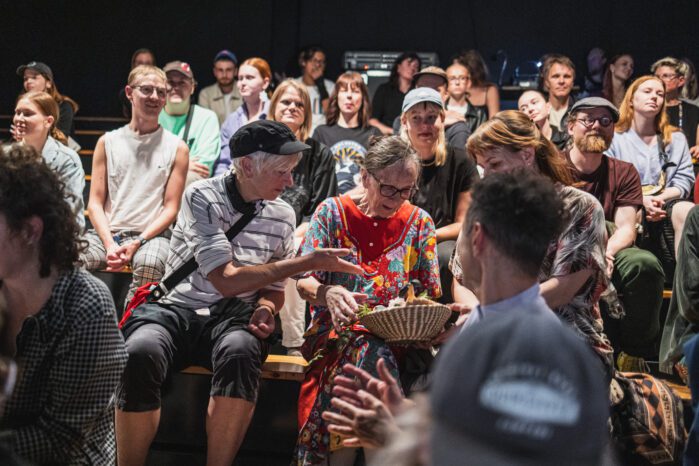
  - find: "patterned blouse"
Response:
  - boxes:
[300,195,442,338]
[451,185,613,371]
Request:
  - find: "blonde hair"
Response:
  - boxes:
[17,91,67,145]
[269,79,313,142]
[127,65,167,87]
[400,102,448,166]
[616,75,680,147]
[467,110,574,185]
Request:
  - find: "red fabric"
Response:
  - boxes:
[118,281,157,328]
[338,195,416,267]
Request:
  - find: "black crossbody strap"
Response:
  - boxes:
[182,104,195,145]
[148,174,257,301]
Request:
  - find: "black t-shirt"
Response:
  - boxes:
[371,82,405,127]
[313,124,382,194]
[667,101,699,149]
[280,137,338,225]
[412,146,479,228]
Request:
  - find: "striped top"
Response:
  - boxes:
[161,175,296,309]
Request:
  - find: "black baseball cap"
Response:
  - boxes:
[230,120,310,158]
[16,61,53,81]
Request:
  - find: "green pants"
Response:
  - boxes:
[611,246,665,357]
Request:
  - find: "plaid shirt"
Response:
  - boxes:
[1,269,127,465]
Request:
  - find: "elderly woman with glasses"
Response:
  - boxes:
[294,136,441,466]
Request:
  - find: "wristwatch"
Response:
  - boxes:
[134,235,148,247]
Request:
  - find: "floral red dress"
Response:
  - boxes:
[294,195,441,465]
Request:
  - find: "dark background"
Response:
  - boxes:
[3,0,697,117]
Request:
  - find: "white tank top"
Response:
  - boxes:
[104,125,180,233]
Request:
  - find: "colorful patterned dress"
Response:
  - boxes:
[294,195,441,465]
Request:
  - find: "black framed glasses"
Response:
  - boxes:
[369,172,417,200]
[575,117,613,128]
[133,85,167,99]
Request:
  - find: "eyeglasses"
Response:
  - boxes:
[574,117,613,128]
[133,85,167,99]
[369,172,417,200]
[655,73,679,82]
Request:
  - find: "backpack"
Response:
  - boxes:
[611,372,687,465]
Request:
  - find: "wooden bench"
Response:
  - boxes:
[182,354,307,382]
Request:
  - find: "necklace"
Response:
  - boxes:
[421,157,436,167]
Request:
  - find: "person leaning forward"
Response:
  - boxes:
[114,120,362,466]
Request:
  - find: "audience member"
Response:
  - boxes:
[583,46,607,96]
[313,72,381,194]
[268,79,338,353]
[660,205,699,381]
[452,49,500,119]
[517,89,569,149]
[446,62,487,136]
[295,45,334,131]
[11,91,85,231]
[0,143,127,465]
[121,48,156,118]
[159,61,220,186]
[400,88,479,303]
[682,57,699,105]
[213,57,272,176]
[606,76,695,281]
[602,54,634,108]
[458,110,612,373]
[393,66,471,151]
[114,120,361,466]
[430,311,610,466]
[369,52,421,135]
[565,97,664,371]
[540,54,576,130]
[198,49,243,125]
[81,65,189,304]
[294,136,441,465]
[16,61,79,141]
[652,57,699,157]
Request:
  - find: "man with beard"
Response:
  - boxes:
[198,50,242,125]
[566,97,664,371]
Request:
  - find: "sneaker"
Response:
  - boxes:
[617,352,650,373]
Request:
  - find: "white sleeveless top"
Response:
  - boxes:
[104,125,180,233]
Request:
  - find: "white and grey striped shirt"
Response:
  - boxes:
[161,175,296,309]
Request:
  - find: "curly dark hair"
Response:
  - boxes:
[0,143,84,277]
[465,169,566,276]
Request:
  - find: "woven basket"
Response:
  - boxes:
[359,304,452,344]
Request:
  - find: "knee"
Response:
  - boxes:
[213,331,263,368]
[438,241,456,269]
[124,328,171,378]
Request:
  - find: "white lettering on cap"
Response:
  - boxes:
[479,379,580,425]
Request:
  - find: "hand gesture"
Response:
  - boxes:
[248,306,275,339]
[310,248,363,275]
[643,195,666,222]
[325,286,367,331]
[10,123,26,142]
[189,160,210,178]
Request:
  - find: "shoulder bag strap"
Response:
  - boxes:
[181,104,195,146]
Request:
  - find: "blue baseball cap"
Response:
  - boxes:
[214,49,238,65]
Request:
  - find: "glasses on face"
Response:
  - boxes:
[655,73,678,82]
[133,85,167,99]
[448,76,470,83]
[369,172,417,200]
[575,117,613,128]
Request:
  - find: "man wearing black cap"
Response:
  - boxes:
[115,120,362,466]
[198,50,243,125]
[566,96,664,372]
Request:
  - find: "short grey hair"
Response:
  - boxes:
[651,56,689,79]
[360,136,421,176]
[231,150,302,178]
